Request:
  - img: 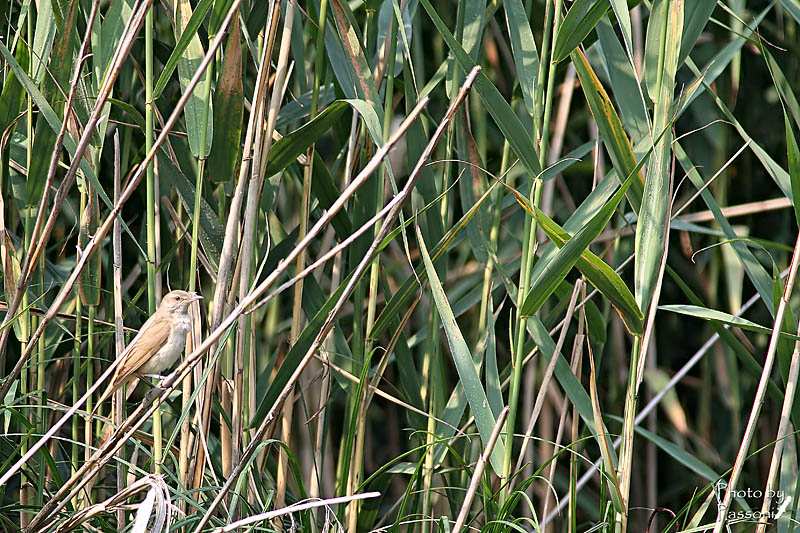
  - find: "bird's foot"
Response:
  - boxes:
[143,386,164,404]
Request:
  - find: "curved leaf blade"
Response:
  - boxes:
[520,171,636,317]
[571,48,643,211]
[536,211,644,335]
[264,101,349,177]
[658,304,800,341]
[553,0,610,63]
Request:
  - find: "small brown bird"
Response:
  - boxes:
[94,290,202,414]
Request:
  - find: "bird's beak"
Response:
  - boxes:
[188,292,203,302]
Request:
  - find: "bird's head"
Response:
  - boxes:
[160,290,203,315]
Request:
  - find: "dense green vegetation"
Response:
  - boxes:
[2,0,800,531]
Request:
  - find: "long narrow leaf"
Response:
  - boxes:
[153,0,215,98]
[503,0,539,114]
[208,15,243,183]
[173,0,214,157]
[264,101,349,177]
[553,0,610,63]
[419,0,542,177]
[571,48,643,211]
[635,0,683,312]
[659,304,800,341]
[417,225,506,474]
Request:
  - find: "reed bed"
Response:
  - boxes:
[1,1,799,532]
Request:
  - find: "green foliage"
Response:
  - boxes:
[2,1,800,532]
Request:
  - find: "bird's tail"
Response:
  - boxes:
[90,377,138,423]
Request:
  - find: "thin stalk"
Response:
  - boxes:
[121,70,135,173]
[186,24,214,485]
[86,304,96,471]
[333,3,371,511]
[195,0,279,492]
[227,128,247,484]
[501,89,535,498]
[35,263,45,509]
[367,14,397,344]
[143,0,162,474]
[341,127,371,502]
[439,130,454,223]
[244,0,295,512]
[311,0,329,115]
[144,3,156,314]
[19,8,34,524]
[311,111,359,506]
[542,284,585,527]
[420,313,440,530]
[221,335,234,477]
[347,14,398,530]
[569,363,580,533]
[19,224,30,522]
[248,303,260,437]
[112,131,126,529]
[532,0,554,142]
[538,0,563,166]
[756,317,800,533]
[280,0,311,510]
[71,291,81,512]
[503,0,562,496]
[77,188,95,508]
[617,335,640,533]
[477,140,510,332]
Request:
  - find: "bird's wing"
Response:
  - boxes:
[118,315,172,376]
[95,315,171,408]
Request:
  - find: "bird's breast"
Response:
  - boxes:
[139,314,192,374]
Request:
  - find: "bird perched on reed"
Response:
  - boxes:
[92,290,202,417]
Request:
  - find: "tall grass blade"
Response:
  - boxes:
[417,224,506,474]
[208,15,243,183]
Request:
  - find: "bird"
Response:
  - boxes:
[93,290,203,417]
